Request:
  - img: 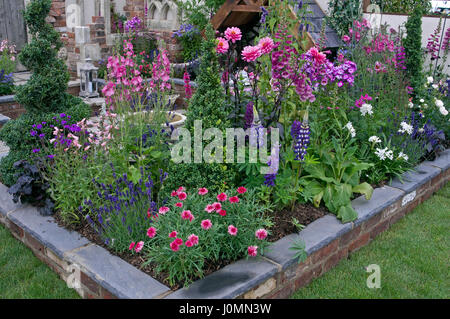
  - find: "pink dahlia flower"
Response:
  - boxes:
[258,37,275,54]
[241,45,262,62]
[224,27,242,43]
[216,37,229,54]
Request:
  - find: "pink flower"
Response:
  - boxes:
[185,240,193,247]
[102,82,115,97]
[178,192,187,201]
[217,193,227,202]
[134,241,144,253]
[175,202,183,208]
[169,231,178,238]
[147,227,156,238]
[237,186,247,194]
[205,204,215,213]
[170,190,178,197]
[229,196,239,203]
[181,210,194,221]
[129,242,135,250]
[218,209,227,217]
[177,186,186,193]
[308,47,327,65]
[188,234,199,245]
[201,219,212,230]
[174,238,183,245]
[255,229,268,240]
[159,206,170,215]
[198,188,209,195]
[216,37,229,54]
[224,27,242,43]
[248,245,258,257]
[170,241,180,252]
[212,202,222,211]
[342,35,351,43]
[241,45,262,62]
[258,37,275,54]
[228,225,238,236]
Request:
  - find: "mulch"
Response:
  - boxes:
[54,202,328,291]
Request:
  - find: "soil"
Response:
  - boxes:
[54,202,328,291]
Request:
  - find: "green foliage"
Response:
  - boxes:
[371,0,432,14]
[404,4,426,100]
[289,237,307,264]
[176,29,202,62]
[303,138,374,223]
[176,0,225,30]
[326,0,362,36]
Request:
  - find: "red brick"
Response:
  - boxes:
[348,232,370,253]
[311,239,339,264]
[80,272,100,295]
[339,225,361,247]
[361,213,382,231]
[25,233,45,254]
[370,219,389,240]
[266,285,294,299]
[294,264,322,290]
[9,221,24,239]
[101,287,118,299]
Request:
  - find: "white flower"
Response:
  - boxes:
[408,101,414,108]
[345,122,356,138]
[360,103,373,116]
[398,121,413,135]
[398,152,409,161]
[375,147,393,160]
[432,84,439,90]
[435,99,444,108]
[427,76,433,84]
[418,127,424,133]
[420,98,425,103]
[440,107,448,116]
[369,136,381,143]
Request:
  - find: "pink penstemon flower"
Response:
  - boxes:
[201,219,212,230]
[228,225,238,236]
[248,245,258,257]
[147,227,156,238]
[134,241,144,253]
[255,229,268,240]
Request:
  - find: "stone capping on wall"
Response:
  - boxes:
[0,149,449,299]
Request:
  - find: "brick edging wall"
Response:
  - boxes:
[0,150,449,299]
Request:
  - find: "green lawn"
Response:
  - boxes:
[0,184,448,299]
[292,183,450,299]
[0,223,80,299]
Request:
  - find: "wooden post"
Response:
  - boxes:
[362,0,371,13]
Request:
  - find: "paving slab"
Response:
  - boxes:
[166,257,278,299]
[352,186,404,227]
[389,163,442,193]
[0,183,23,217]
[65,244,171,299]
[7,205,89,258]
[423,149,450,171]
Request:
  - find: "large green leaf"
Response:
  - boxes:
[304,165,335,183]
[313,191,324,208]
[353,182,374,200]
[337,204,358,223]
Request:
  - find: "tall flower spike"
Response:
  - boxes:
[291,120,310,161]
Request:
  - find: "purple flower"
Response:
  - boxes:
[30,130,37,137]
[47,154,55,159]
[291,121,310,161]
[244,101,254,129]
[32,148,40,153]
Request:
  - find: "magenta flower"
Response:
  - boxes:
[255,229,268,240]
[201,219,212,230]
[258,37,275,54]
[237,186,247,194]
[205,204,215,213]
[198,187,209,195]
[185,240,193,247]
[248,245,258,257]
[212,202,222,211]
[174,238,183,245]
[188,234,199,245]
[218,209,227,217]
[229,196,239,203]
[216,37,229,54]
[228,225,238,236]
[217,193,227,202]
[169,231,178,238]
[181,210,194,221]
[342,35,351,43]
[175,202,183,208]
[129,242,135,250]
[224,27,242,43]
[134,241,144,253]
[147,227,156,238]
[170,241,180,252]
[178,192,187,201]
[241,45,262,62]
